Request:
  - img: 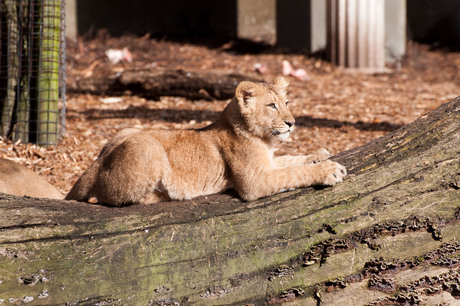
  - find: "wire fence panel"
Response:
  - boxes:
[0,0,65,146]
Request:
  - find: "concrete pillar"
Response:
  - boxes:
[385,0,406,63]
[327,0,386,71]
[65,0,77,41]
[237,0,276,44]
[311,0,327,53]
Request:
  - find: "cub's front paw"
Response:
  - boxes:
[308,148,332,164]
[318,160,347,186]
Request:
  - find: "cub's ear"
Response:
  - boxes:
[236,81,257,105]
[272,76,289,94]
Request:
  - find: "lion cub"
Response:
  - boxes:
[66,77,346,206]
[0,158,63,199]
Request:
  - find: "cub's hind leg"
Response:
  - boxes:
[94,134,171,206]
[137,191,170,205]
[66,129,141,203]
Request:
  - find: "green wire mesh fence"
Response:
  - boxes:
[0,0,65,146]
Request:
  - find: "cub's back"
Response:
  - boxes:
[145,129,227,172]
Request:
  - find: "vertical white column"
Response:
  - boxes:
[374,0,385,69]
[346,0,357,67]
[357,0,368,67]
[327,0,385,71]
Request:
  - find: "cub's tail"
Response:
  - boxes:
[65,165,98,202]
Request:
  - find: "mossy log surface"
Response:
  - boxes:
[0,97,459,305]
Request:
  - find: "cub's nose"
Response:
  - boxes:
[285,120,295,128]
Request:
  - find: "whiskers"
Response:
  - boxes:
[261,125,292,140]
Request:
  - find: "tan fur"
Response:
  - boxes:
[66,77,346,206]
[0,158,63,199]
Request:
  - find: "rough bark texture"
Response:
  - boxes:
[0,97,459,305]
[67,68,261,100]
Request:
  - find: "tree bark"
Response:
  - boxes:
[0,97,459,305]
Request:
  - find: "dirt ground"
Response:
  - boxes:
[1,35,459,194]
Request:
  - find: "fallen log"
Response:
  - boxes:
[0,97,459,305]
[67,68,261,100]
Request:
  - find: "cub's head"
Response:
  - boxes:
[235,77,295,142]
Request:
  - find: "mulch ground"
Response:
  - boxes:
[1,34,459,194]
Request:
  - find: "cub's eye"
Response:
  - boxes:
[285,101,290,107]
[267,103,277,110]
